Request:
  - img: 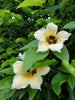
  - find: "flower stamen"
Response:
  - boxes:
[47,35,57,44]
[27,69,37,76]
[31,69,37,75]
[49,36,55,39]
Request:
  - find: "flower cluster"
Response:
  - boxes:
[12,23,71,90]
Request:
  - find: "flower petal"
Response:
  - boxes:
[29,74,43,89]
[18,52,26,60]
[46,23,58,36]
[56,30,71,43]
[37,66,50,76]
[13,61,23,75]
[49,43,63,52]
[11,75,28,89]
[34,28,47,42]
[37,41,49,52]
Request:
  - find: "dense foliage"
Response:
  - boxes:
[0,0,75,100]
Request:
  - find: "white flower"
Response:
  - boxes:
[12,61,50,90]
[12,16,15,19]
[18,52,26,60]
[34,23,71,52]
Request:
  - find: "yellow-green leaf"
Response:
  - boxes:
[17,0,45,9]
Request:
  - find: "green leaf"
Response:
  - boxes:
[14,0,21,3]
[11,13,22,21]
[71,59,75,68]
[32,5,59,18]
[0,57,19,71]
[62,60,75,77]
[68,76,74,89]
[0,53,8,60]
[59,65,69,74]
[28,32,35,41]
[0,60,9,71]
[23,47,49,74]
[53,45,69,61]
[22,7,32,16]
[48,0,55,6]
[9,57,19,68]
[71,34,75,44]
[63,21,75,29]
[19,90,26,100]
[0,17,3,25]
[20,40,38,51]
[30,59,58,71]
[51,72,70,95]
[15,38,28,43]
[27,86,37,100]
[35,18,47,27]
[59,0,71,11]
[41,89,51,100]
[0,10,10,18]
[0,9,22,26]
[0,90,16,100]
[0,76,13,90]
[0,68,14,75]
[65,5,75,13]
[7,48,17,54]
[10,90,23,100]
[17,0,45,9]
[0,38,4,43]
[47,18,62,24]
[67,87,75,100]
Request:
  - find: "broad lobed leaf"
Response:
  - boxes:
[51,72,74,95]
[63,21,75,29]
[30,59,58,71]
[23,47,49,74]
[53,45,69,61]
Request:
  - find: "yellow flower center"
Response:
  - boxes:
[47,35,57,44]
[24,72,32,78]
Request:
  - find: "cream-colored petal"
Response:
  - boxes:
[37,41,49,52]
[56,30,71,43]
[13,61,24,75]
[11,75,28,89]
[46,23,58,36]
[49,43,63,52]
[37,66,50,76]
[29,74,43,90]
[34,28,47,42]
